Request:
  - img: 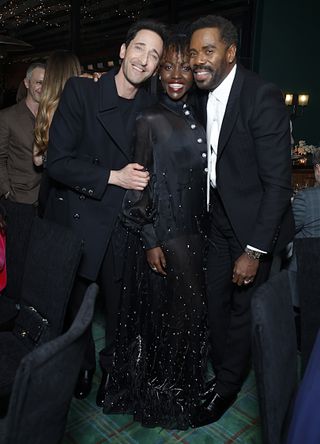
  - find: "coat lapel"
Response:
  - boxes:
[97,70,130,161]
[217,66,244,160]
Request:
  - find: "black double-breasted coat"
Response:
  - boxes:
[45,70,155,280]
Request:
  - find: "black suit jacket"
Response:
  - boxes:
[45,70,155,280]
[199,65,294,253]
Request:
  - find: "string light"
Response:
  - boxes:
[0,0,151,30]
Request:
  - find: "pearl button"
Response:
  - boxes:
[202,152,207,158]
[184,110,190,115]
[197,138,203,143]
[190,124,196,129]
[204,167,208,172]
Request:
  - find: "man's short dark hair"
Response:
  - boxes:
[125,19,167,47]
[190,15,238,47]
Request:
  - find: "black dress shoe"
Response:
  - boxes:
[96,369,110,407]
[74,369,94,399]
[190,391,237,428]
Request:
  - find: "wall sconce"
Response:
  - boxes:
[284,92,309,119]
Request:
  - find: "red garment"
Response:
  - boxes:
[0,232,7,292]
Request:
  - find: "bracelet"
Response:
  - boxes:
[245,247,262,260]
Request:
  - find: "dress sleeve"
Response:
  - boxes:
[122,113,159,249]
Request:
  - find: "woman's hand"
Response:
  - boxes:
[33,144,44,166]
[146,247,167,275]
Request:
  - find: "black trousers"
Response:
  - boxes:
[207,189,271,398]
[66,232,123,373]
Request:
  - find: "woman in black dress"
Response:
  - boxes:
[104,32,208,430]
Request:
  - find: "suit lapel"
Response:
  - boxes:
[217,66,244,160]
[97,71,130,161]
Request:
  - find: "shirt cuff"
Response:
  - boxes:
[246,245,267,255]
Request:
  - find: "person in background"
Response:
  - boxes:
[287,148,320,307]
[0,62,45,206]
[0,203,6,294]
[43,19,166,406]
[188,15,294,426]
[33,50,81,167]
[292,148,320,236]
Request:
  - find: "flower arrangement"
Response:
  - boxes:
[294,140,318,155]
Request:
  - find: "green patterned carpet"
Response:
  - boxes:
[62,311,262,444]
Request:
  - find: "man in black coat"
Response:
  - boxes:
[44,19,166,405]
[188,15,294,426]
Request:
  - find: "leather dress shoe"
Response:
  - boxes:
[74,369,94,399]
[96,369,110,407]
[190,390,237,428]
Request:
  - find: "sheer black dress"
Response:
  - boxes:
[103,95,208,430]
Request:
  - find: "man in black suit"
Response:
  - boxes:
[44,19,166,405]
[188,15,294,426]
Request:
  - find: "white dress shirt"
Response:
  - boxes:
[206,64,236,208]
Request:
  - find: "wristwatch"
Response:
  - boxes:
[245,247,263,260]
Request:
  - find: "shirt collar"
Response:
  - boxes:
[210,64,237,105]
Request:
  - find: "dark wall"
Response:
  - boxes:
[253,0,318,146]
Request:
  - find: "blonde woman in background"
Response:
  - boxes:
[33,50,81,166]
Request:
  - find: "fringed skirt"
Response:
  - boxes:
[104,232,208,430]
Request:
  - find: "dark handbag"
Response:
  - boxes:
[13,305,49,348]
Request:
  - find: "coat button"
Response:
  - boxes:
[190,124,196,129]
[197,138,203,143]
[204,167,208,172]
[88,189,94,196]
[73,213,80,220]
[81,187,87,193]
[202,152,207,158]
[79,194,85,200]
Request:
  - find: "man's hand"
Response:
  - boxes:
[146,247,167,276]
[108,163,150,190]
[232,253,259,286]
[80,72,104,82]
